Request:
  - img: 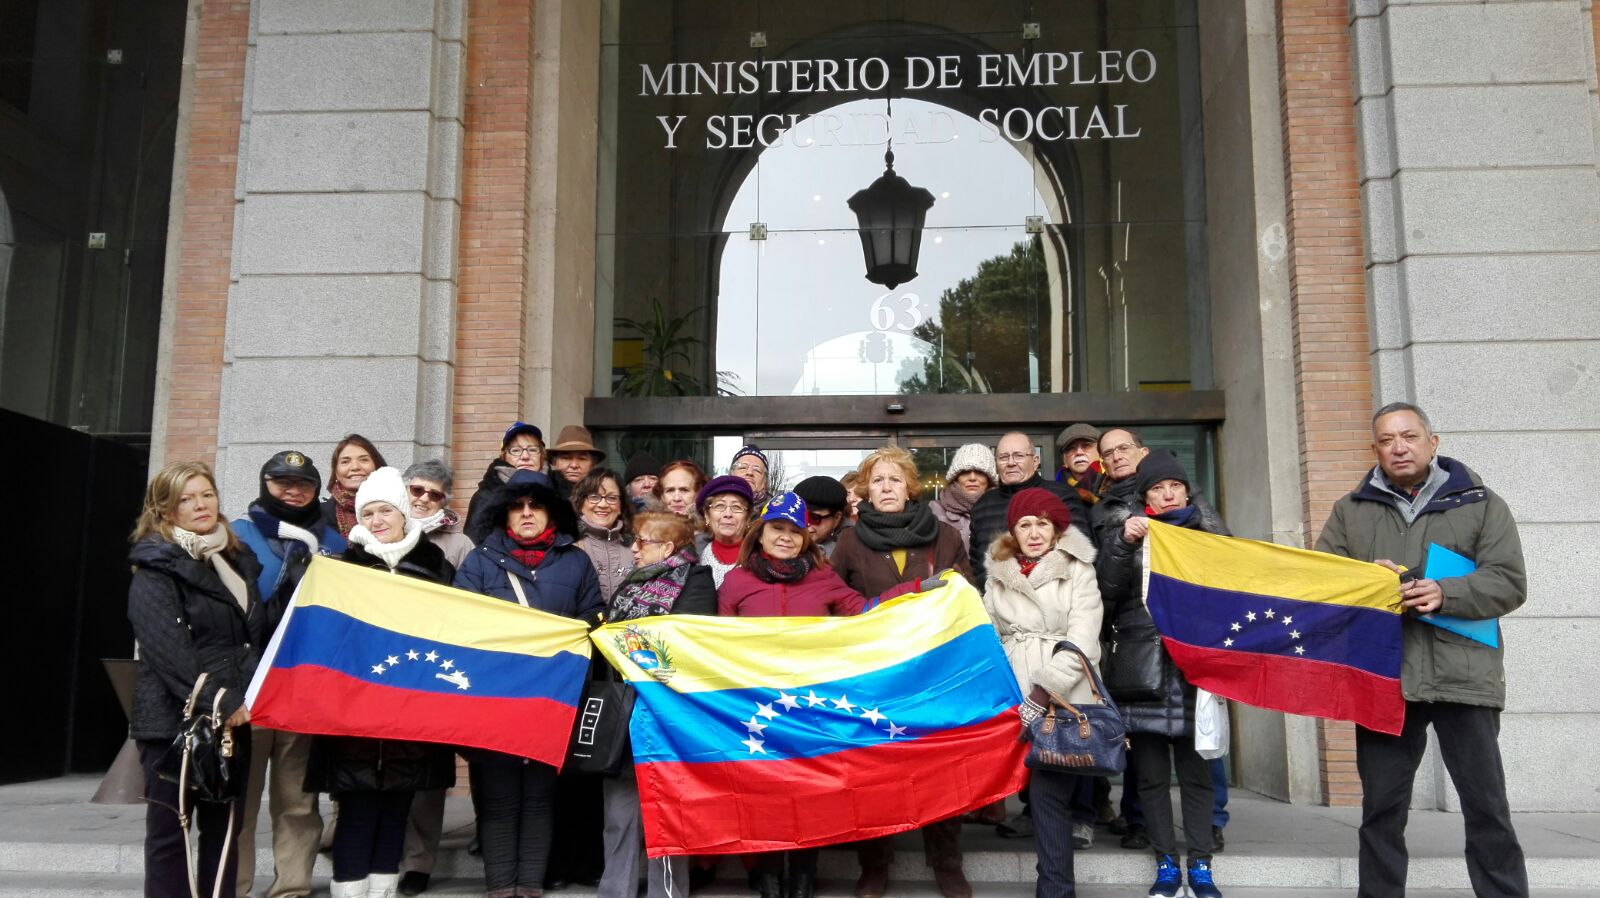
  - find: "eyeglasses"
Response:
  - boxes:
[635,537,669,547]
[584,494,622,506]
[996,453,1034,464]
[730,462,766,476]
[408,484,446,502]
[1102,442,1140,458]
[706,500,747,514]
[806,510,838,525]
[505,445,543,458]
[508,498,543,513]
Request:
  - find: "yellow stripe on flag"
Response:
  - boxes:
[591,573,992,693]
[295,557,591,658]
[1147,520,1400,612]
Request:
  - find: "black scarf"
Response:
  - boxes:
[257,483,322,528]
[853,500,940,551]
[747,551,812,584]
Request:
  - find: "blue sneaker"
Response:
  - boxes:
[1148,854,1183,898]
[1187,856,1222,898]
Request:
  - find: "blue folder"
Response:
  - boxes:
[1418,544,1500,648]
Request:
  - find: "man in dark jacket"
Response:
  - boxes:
[1087,427,1149,551]
[967,432,1088,591]
[1316,402,1528,898]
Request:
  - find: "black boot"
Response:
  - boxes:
[788,870,815,898]
[755,872,783,898]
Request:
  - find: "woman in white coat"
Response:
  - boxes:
[982,487,1103,898]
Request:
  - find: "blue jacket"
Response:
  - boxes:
[232,506,347,625]
[453,528,604,625]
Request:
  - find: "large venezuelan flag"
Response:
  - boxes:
[246,557,591,765]
[1144,520,1406,735]
[590,574,1027,856]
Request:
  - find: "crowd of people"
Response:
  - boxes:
[127,403,1531,898]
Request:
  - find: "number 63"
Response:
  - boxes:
[870,292,923,331]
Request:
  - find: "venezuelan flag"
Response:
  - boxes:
[1144,520,1405,735]
[246,557,591,766]
[591,574,1027,856]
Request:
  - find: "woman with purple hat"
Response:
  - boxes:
[465,422,547,544]
[693,474,753,588]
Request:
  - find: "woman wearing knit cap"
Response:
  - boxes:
[309,468,457,898]
[932,444,998,552]
[453,470,603,898]
[231,450,346,898]
[830,447,973,898]
[622,450,662,509]
[727,444,770,505]
[573,467,635,603]
[982,487,1102,898]
[403,459,474,569]
[323,434,388,536]
[596,511,714,898]
[129,462,265,898]
[465,422,547,544]
[693,474,753,588]
[1095,452,1228,898]
[651,459,707,519]
[791,475,849,559]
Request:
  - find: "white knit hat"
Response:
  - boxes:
[354,466,408,518]
[946,443,998,484]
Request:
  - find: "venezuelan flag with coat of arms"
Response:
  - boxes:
[1143,520,1406,735]
[246,556,591,766]
[590,574,1027,857]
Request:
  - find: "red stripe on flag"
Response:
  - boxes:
[635,711,1028,856]
[250,664,576,766]
[1162,638,1405,735]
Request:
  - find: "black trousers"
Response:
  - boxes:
[138,735,248,898]
[1028,769,1080,898]
[332,789,415,881]
[1356,702,1528,898]
[473,754,559,891]
[1128,733,1213,859]
[754,848,818,877]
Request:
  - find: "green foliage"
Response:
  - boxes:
[615,299,743,398]
[900,236,1048,395]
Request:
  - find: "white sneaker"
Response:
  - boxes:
[368,873,400,898]
[1072,821,1094,849]
[329,880,369,898]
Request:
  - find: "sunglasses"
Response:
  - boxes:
[508,498,543,513]
[408,484,446,503]
[806,510,838,525]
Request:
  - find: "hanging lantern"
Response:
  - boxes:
[847,148,936,289]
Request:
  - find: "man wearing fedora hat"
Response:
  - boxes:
[548,425,607,502]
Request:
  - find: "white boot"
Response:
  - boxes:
[367,872,400,898]
[328,879,370,898]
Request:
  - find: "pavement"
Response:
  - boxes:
[1,776,1596,896]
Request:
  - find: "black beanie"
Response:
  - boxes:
[1133,451,1191,501]
[793,475,848,511]
[624,450,662,485]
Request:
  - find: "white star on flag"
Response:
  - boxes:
[371,664,385,674]
[1294,646,1306,655]
[742,737,766,754]
[776,692,800,711]
[386,655,400,666]
[1283,616,1293,625]
[1223,638,1233,647]
[441,660,454,670]
[1290,630,1301,640]
[1230,622,1241,632]
[861,708,885,725]
[406,650,419,660]
[804,691,826,707]
[1264,609,1276,619]
[425,651,438,663]
[756,702,779,720]
[1245,611,1257,622]
[832,695,855,712]
[743,716,768,735]
[886,722,907,739]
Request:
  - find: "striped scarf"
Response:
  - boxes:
[608,546,698,622]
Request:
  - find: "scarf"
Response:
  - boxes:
[1063,460,1104,506]
[935,484,977,521]
[1018,556,1041,578]
[348,519,424,570]
[608,547,697,622]
[507,525,557,569]
[1147,504,1199,527]
[853,500,940,551]
[248,505,320,555]
[746,550,812,584]
[328,480,358,535]
[257,485,323,528]
[172,526,250,613]
[412,507,459,535]
[709,539,741,565]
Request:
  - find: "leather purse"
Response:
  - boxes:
[156,672,242,804]
[1103,619,1165,703]
[1023,641,1128,777]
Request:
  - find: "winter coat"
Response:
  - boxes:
[1316,457,1526,709]
[304,539,458,794]
[831,517,971,599]
[578,519,634,603]
[1087,476,1140,551]
[426,509,475,569]
[232,507,347,632]
[930,488,977,550]
[454,528,605,624]
[718,564,869,618]
[1096,501,1230,738]
[127,536,267,741]
[982,527,1103,705]
[464,459,519,544]
[967,475,1090,592]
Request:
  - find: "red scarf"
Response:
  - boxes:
[328,480,358,536]
[710,539,741,565]
[1018,556,1040,578]
[507,525,557,569]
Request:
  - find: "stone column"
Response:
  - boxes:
[1354,0,1600,811]
[215,0,465,510]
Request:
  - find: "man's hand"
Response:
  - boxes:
[1122,517,1149,545]
[1374,559,1404,575]
[226,705,250,728]
[1401,577,1445,614]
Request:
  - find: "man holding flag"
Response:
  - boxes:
[1316,402,1529,898]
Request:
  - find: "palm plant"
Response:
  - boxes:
[614,299,741,397]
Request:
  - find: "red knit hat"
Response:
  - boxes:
[1006,487,1073,532]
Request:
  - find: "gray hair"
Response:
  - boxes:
[1372,401,1431,435]
[403,459,455,494]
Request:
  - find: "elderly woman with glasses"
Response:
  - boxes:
[573,467,635,603]
[404,459,474,569]
[693,474,753,588]
[466,422,548,544]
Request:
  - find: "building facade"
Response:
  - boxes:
[3,0,1597,808]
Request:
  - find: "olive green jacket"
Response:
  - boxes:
[1315,457,1526,709]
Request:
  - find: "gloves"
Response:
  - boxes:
[1018,684,1053,736]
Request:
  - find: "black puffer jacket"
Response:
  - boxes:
[966,474,1090,592]
[1088,475,1140,550]
[1096,500,1229,738]
[465,459,518,544]
[303,538,459,794]
[127,536,267,741]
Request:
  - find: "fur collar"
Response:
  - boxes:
[984,526,1096,595]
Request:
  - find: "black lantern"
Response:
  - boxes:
[847,147,936,289]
